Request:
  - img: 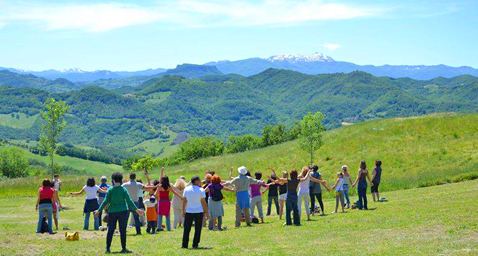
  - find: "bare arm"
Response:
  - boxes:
[69,188,85,196]
[143,168,152,185]
[36,194,40,211]
[223,186,234,192]
[201,198,209,219]
[160,167,165,182]
[366,170,372,184]
[352,170,362,187]
[170,187,184,200]
[54,190,62,209]
[331,179,339,190]
[182,198,187,217]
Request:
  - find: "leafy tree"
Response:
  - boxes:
[225,134,262,154]
[299,112,325,165]
[39,98,69,179]
[131,155,160,173]
[0,147,29,178]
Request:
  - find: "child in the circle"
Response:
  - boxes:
[331,172,345,214]
[144,195,158,234]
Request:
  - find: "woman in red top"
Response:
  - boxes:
[36,179,60,234]
[154,167,183,231]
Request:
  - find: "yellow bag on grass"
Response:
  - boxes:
[65,232,79,241]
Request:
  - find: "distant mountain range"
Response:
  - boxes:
[2,52,478,84]
[206,52,478,79]
[0,67,166,82]
[0,64,223,92]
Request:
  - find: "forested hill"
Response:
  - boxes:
[0,69,477,155]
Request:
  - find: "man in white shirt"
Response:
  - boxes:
[182,176,209,249]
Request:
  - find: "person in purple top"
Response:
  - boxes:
[249,172,268,223]
[206,175,234,230]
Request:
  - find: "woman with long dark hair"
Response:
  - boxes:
[95,172,143,254]
[155,167,184,231]
[273,167,310,226]
[352,161,372,210]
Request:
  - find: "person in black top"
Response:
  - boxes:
[263,174,280,216]
[271,168,310,226]
[277,172,288,220]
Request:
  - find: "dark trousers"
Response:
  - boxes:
[267,196,279,215]
[285,193,300,226]
[182,212,204,248]
[127,202,141,234]
[310,191,324,213]
[146,221,157,234]
[106,211,128,251]
[357,181,368,210]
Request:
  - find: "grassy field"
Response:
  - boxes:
[129,129,179,157]
[0,179,477,255]
[0,112,38,129]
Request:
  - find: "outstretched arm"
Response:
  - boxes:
[68,188,85,196]
[160,167,165,181]
[143,168,152,186]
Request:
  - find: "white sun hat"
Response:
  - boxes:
[238,166,247,175]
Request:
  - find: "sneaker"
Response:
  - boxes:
[49,232,57,235]
[105,249,111,254]
[331,211,337,214]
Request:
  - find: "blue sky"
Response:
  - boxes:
[0,0,476,71]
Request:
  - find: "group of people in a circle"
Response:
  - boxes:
[35,159,383,253]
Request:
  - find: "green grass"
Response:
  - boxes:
[0,179,477,255]
[0,112,38,129]
[146,113,478,196]
[143,91,172,104]
[129,129,179,157]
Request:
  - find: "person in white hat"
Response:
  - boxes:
[225,166,264,227]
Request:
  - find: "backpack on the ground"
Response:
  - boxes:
[210,187,223,202]
[251,217,259,224]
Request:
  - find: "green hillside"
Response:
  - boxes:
[147,113,478,193]
[1,70,478,156]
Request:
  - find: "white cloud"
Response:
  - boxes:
[0,0,385,32]
[322,43,341,51]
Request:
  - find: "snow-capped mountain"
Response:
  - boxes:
[206,52,478,79]
[263,52,334,63]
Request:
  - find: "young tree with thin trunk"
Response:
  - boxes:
[39,98,69,179]
[298,112,325,165]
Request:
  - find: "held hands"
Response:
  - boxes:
[94,210,99,218]
[35,205,38,211]
[205,213,210,220]
[136,209,144,216]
